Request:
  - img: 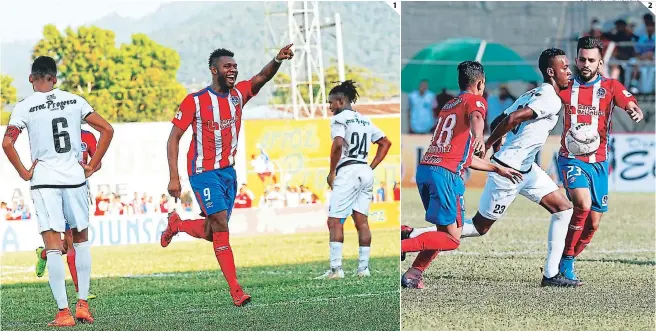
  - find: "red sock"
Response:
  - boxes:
[178,219,208,240]
[212,232,240,291]
[563,207,590,256]
[574,217,598,256]
[411,250,439,272]
[41,248,47,260]
[401,232,460,253]
[67,246,79,292]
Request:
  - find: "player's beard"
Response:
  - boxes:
[577,67,597,82]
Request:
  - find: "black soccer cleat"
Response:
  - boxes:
[541,273,584,287]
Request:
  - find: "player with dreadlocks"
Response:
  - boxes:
[316,80,392,279]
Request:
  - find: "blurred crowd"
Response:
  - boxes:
[0,200,31,221]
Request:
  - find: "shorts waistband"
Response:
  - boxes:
[491,156,531,174]
[336,160,368,174]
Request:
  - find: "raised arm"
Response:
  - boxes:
[251,44,294,95]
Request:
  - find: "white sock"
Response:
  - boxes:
[461,218,482,238]
[73,241,92,300]
[46,250,69,309]
[409,225,437,238]
[329,242,343,270]
[544,208,573,278]
[358,246,370,271]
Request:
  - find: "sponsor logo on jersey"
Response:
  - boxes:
[345,118,370,126]
[81,142,88,151]
[601,195,608,206]
[475,100,485,109]
[174,110,183,120]
[421,155,442,164]
[220,118,236,130]
[30,99,77,112]
[597,87,606,98]
[46,94,56,101]
[441,98,462,110]
[230,95,240,106]
[622,90,632,98]
[568,104,603,117]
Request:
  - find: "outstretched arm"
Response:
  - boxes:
[251,44,294,95]
[624,101,643,123]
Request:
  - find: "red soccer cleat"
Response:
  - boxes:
[401,225,414,240]
[161,212,181,247]
[74,300,94,324]
[47,308,75,327]
[231,287,251,307]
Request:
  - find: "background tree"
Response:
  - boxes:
[270,61,398,106]
[32,25,187,122]
[1,74,17,125]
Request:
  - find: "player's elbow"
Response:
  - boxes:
[1,139,12,152]
[379,137,392,149]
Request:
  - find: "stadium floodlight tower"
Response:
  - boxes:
[287,0,328,119]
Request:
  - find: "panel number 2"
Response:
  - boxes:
[203,188,211,202]
[52,117,71,153]
[348,132,369,159]
[493,204,506,215]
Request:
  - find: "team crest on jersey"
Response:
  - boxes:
[597,88,606,99]
[46,94,56,101]
[475,100,485,109]
[230,95,240,106]
[602,195,608,206]
[622,90,632,98]
[81,142,88,152]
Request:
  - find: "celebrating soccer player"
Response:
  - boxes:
[556,36,643,282]
[399,61,523,289]
[160,45,294,306]
[315,80,392,279]
[3,56,113,326]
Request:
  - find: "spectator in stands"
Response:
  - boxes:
[159,194,169,214]
[393,182,401,201]
[486,85,515,132]
[299,185,313,204]
[95,191,110,216]
[17,199,30,220]
[285,186,301,207]
[234,186,253,208]
[0,202,8,220]
[604,19,640,82]
[376,182,386,202]
[407,79,437,134]
[434,88,454,112]
[629,19,655,94]
[633,13,654,37]
[266,185,285,208]
[181,191,194,212]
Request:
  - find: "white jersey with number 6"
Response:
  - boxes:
[492,83,562,172]
[330,109,385,167]
[8,88,94,188]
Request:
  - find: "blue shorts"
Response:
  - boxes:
[557,156,609,213]
[416,164,466,227]
[189,167,238,219]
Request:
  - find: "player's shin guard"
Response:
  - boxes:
[563,207,590,257]
[411,250,439,272]
[212,232,240,290]
[46,250,69,309]
[358,246,370,271]
[73,241,91,301]
[408,225,437,238]
[67,247,79,292]
[460,218,482,238]
[178,218,208,240]
[402,232,460,253]
[330,242,343,270]
[573,219,598,256]
[544,208,573,278]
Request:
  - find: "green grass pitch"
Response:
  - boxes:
[401,188,655,331]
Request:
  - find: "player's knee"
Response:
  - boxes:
[207,212,229,233]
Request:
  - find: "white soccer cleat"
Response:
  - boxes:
[315,268,345,279]
[355,268,371,277]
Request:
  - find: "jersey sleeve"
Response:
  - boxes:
[236,80,256,106]
[611,79,637,109]
[79,97,95,121]
[370,122,385,143]
[526,92,561,119]
[172,94,195,130]
[467,96,487,120]
[7,103,28,130]
[330,116,347,140]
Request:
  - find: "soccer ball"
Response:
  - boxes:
[565,123,600,156]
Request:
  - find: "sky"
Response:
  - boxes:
[0,0,171,43]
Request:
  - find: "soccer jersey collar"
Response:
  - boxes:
[574,74,602,87]
[206,86,230,98]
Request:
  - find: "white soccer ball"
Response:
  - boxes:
[565,123,600,156]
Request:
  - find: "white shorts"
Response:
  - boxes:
[328,163,374,219]
[479,162,558,221]
[32,185,90,233]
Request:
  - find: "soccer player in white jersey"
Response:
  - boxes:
[2,56,114,326]
[317,80,392,279]
[402,49,579,287]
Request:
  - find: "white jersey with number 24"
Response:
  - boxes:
[330,109,385,167]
